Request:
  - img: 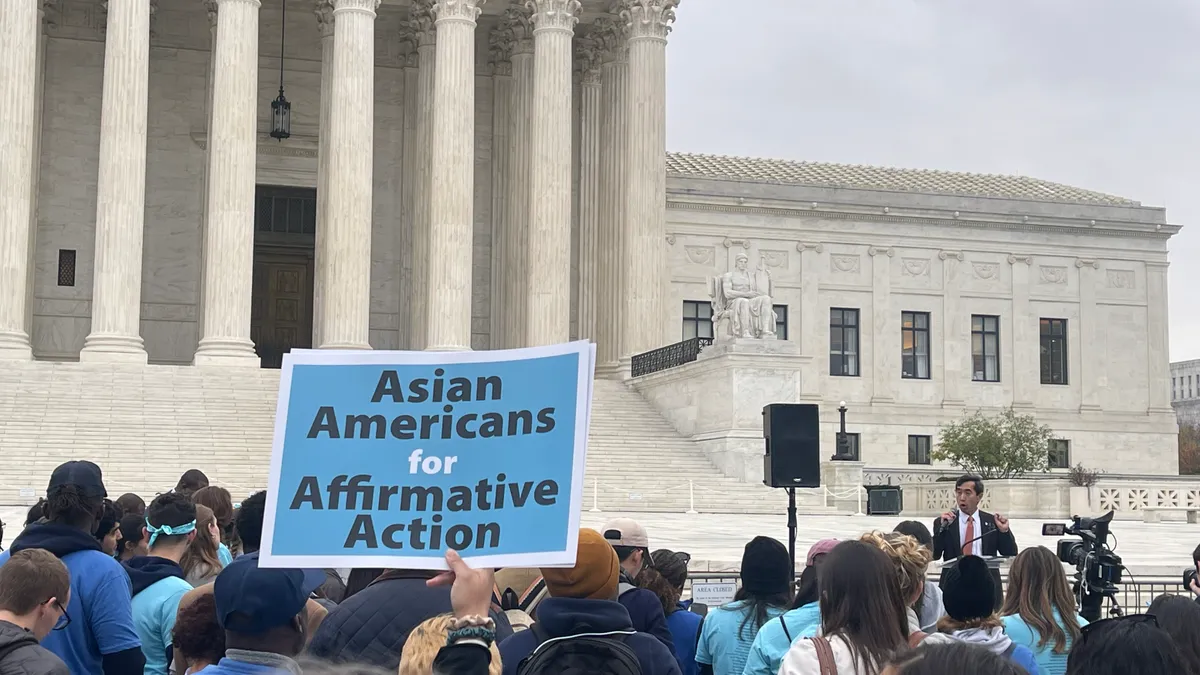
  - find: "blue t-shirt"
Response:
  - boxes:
[217,543,234,567]
[1003,611,1087,675]
[697,600,786,675]
[666,601,703,675]
[741,602,821,675]
[0,548,140,675]
[132,576,193,675]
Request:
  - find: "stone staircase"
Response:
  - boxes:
[0,361,835,515]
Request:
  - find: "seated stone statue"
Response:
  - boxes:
[710,253,777,341]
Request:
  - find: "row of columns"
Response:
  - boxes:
[0,0,677,366]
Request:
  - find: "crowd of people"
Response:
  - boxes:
[0,463,1198,675]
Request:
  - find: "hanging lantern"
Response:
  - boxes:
[271,87,291,140]
[269,0,291,141]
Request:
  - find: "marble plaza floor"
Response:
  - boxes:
[3,505,1194,578]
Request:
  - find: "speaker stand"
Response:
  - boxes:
[786,487,798,582]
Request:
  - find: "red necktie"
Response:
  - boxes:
[962,516,975,557]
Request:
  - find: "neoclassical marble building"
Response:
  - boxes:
[0,0,1181,480]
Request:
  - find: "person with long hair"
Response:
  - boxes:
[646,549,701,675]
[892,520,944,630]
[860,531,943,646]
[697,536,793,674]
[192,486,236,563]
[1148,594,1200,674]
[780,540,908,675]
[179,505,224,586]
[1000,546,1086,675]
[742,541,832,675]
[936,555,1040,674]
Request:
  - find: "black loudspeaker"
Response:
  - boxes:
[762,403,821,488]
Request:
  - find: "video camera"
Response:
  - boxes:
[1042,511,1123,621]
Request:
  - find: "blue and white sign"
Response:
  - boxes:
[259,342,596,570]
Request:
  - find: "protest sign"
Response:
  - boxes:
[259,341,595,570]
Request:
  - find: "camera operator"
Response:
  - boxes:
[931,475,1018,562]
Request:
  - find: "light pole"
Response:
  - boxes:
[833,400,852,460]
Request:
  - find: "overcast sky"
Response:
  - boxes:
[664,0,1200,362]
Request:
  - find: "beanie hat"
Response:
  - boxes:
[740,536,791,595]
[541,529,619,600]
[941,555,996,620]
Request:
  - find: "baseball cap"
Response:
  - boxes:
[213,553,325,634]
[806,539,839,566]
[601,518,649,548]
[48,461,107,498]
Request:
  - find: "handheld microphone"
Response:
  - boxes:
[935,508,959,535]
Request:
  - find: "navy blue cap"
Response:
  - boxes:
[213,552,325,634]
[48,460,107,498]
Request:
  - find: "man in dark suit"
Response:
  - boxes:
[931,474,1018,561]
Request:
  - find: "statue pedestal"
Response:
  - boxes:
[632,338,812,482]
[821,460,866,514]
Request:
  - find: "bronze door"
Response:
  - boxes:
[251,254,313,368]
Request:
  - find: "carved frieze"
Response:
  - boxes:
[1076,258,1099,269]
[1007,255,1032,265]
[684,246,715,267]
[722,238,750,250]
[972,262,999,281]
[938,250,964,261]
[760,250,789,269]
[1039,266,1067,285]
[796,242,824,253]
[901,258,930,277]
[868,246,895,258]
[831,254,860,274]
[1107,269,1135,290]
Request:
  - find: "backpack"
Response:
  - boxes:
[517,623,643,675]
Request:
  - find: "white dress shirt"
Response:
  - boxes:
[958,510,982,557]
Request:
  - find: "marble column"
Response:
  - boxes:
[25,2,56,348]
[575,39,602,343]
[488,27,513,347]
[1077,258,1102,412]
[525,0,579,346]
[409,1,435,349]
[397,33,420,349]
[594,18,627,374]
[1008,255,1034,408]
[797,242,823,401]
[316,0,378,350]
[312,1,335,349]
[196,0,219,348]
[1146,261,1173,414]
[620,0,677,362]
[426,0,485,351]
[80,0,153,363]
[194,0,261,366]
[940,250,965,407]
[501,7,533,349]
[868,246,894,404]
[0,0,41,359]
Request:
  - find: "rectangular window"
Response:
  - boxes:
[901,311,931,379]
[56,249,76,287]
[774,305,789,340]
[1040,318,1069,385]
[830,308,860,376]
[1174,377,1178,400]
[1048,439,1071,469]
[682,301,714,341]
[971,315,1001,382]
[838,432,861,461]
[908,435,932,465]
